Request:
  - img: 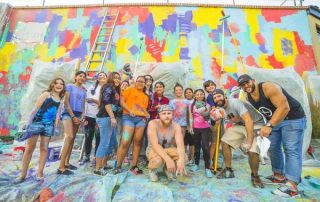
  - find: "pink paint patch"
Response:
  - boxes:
[267,55,283,69]
[68,9,77,18]
[229,22,240,34]
[222,75,238,89]
[294,53,317,76]
[145,37,165,62]
[90,27,100,49]
[255,33,265,45]
[261,9,298,23]
[211,57,222,78]
[201,191,213,198]
[0,128,10,136]
[246,55,259,67]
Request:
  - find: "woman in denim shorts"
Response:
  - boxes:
[114,76,149,174]
[57,71,87,175]
[14,78,65,183]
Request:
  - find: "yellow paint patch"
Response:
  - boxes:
[55,9,69,30]
[0,43,16,72]
[192,7,223,29]
[116,38,132,55]
[273,28,298,67]
[180,35,187,47]
[244,9,261,45]
[35,44,51,62]
[162,47,180,62]
[141,51,156,62]
[68,33,80,49]
[148,7,175,26]
[55,46,66,59]
[258,54,274,69]
[192,54,203,79]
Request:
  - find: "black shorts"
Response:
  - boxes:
[184,131,194,146]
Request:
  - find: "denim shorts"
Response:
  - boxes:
[122,114,146,127]
[28,122,54,137]
[61,111,82,121]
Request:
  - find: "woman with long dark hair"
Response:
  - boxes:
[94,72,121,175]
[114,76,149,174]
[83,72,107,163]
[57,71,87,175]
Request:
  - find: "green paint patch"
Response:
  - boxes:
[123,130,130,142]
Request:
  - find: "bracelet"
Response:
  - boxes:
[71,115,76,119]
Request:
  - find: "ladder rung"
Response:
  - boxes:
[107,14,118,17]
[96,42,109,45]
[102,27,113,29]
[104,20,115,23]
[93,50,105,53]
[89,60,103,63]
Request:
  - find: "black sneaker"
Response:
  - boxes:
[113,168,122,175]
[57,169,74,175]
[264,175,286,185]
[103,165,113,171]
[217,167,235,179]
[93,168,108,176]
[65,164,78,170]
[80,157,90,165]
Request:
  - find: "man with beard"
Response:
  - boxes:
[146,105,187,182]
[237,74,306,198]
[212,89,265,188]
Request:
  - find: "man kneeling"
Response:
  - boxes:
[146,105,187,182]
[212,89,265,188]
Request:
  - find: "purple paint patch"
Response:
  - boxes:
[46,15,62,45]
[180,48,190,60]
[161,14,177,33]
[259,45,268,53]
[178,11,193,34]
[86,12,103,27]
[7,31,13,41]
[70,40,88,61]
[281,38,293,55]
[129,45,139,55]
[59,31,66,44]
[35,10,48,23]
[211,29,221,42]
[139,14,155,39]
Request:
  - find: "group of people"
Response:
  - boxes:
[14,68,307,198]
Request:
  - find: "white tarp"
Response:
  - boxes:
[241,66,312,155]
[133,62,190,99]
[19,59,79,129]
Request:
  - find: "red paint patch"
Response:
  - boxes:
[145,37,165,62]
[211,57,222,78]
[0,71,8,85]
[229,23,240,34]
[293,32,305,54]
[64,30,74,48]
[83,8,100,16]
[68,9,77,18]
[90,26,99,49]
[222,74,238,89]
[294,53,317,75]
[0,127,10,136]
[246,55,259,67]
[118,7,149,25]
[261,9,298,23]
[267,55,284,69]
[255,33,265,45]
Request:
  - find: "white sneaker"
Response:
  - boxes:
[149,169,159,182]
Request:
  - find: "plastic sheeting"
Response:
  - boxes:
[240,66,312,155]
[133,62,190,99]
[19,59,79,130]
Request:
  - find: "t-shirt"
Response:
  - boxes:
[169,99,189,127]
[206,93,216,107]
[224,99,265,125]
[191,102,211,129]
[122,86,149,117]
[96,85,121,118]
[85,84,101,118]
[63,84,86,113]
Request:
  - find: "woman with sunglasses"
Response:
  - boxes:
[114,76,149,174]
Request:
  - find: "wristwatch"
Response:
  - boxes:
[266,122,274,128]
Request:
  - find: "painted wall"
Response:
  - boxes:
[308,15,320,72]
[0,5,317,135]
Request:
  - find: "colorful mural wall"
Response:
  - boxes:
[0,5,317,135]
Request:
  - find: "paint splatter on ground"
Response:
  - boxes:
[0,139,319,201]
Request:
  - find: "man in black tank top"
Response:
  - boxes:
[146,105,187,182]
[238,74,306,198]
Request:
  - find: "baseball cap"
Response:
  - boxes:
[237,74,253,86]
[212,89,225,96]
[158,105,174,113]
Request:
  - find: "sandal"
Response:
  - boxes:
[251,174,265,188]
[217,167,235,179]
[12,177,25,184]
[65,164,78,170]
[57,169,74,175]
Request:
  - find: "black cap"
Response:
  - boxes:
[212,89,224,96]
[237,74,253,86]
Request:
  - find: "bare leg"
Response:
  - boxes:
[221,142,232,168]
[20,135,39,179]
[116,126,134,168]
[65,124,79,165]
[37,136,51,177]
[58,120,74,171]
[131,127,145,167]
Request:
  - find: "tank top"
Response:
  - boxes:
[156,121,176,148]
[247,82,305,120]
[33,94,61,124]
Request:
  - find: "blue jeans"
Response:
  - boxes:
[96,117,116,158]
[268,117,306,183]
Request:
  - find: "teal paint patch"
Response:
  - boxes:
[122,130,130,142]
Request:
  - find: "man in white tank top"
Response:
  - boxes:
[146,105,187,182]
